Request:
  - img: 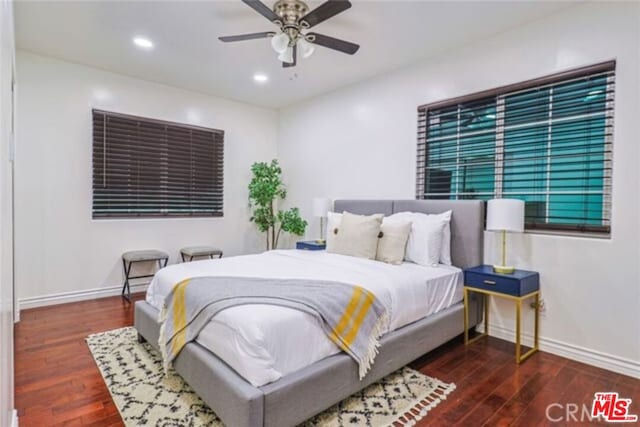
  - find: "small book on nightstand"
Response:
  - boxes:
[296,240,326,250]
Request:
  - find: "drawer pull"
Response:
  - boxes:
[483,280,496,285]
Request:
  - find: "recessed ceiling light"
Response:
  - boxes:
[133,36,154,50]
[253,73,269,83]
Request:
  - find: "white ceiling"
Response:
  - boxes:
[15,1,574,109]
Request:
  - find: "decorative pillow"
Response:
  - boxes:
[330,211,383,260]
[387,211,448,266]
[375,220,411,265]
[325,211,343,252]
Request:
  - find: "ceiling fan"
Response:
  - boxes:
[219,0,360,68]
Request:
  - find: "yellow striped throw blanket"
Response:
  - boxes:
[159,276,389,379]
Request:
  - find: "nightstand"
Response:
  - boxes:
[463,265,540,363]
[296,240,326,251]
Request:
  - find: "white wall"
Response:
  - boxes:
[15,51,278,305]
[0,0,15,424]
[278,2,640,377]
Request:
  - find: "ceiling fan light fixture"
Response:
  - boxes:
[278,46,294,64]
[219,0,360,68]
[298,38,315,59]
[271,32,290,53]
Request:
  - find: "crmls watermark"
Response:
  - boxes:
[546,393,638,423]
[546,403,596,423]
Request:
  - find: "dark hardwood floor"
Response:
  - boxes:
[14,294,639,426]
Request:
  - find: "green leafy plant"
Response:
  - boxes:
[249,159,307,250]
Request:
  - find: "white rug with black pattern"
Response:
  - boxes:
[87,327,455,426]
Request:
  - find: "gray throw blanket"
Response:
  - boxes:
[159,276,389,379]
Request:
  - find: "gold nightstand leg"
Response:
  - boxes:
[533,292,540,351]
[466,290,489,345]
[534,292,540,351]
[484,294,489,336]
[463,288,469,344]
[516,299,522,363]
[516,292,540,363]
[466,287,540,363]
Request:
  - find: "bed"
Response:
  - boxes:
[134,199,485,427]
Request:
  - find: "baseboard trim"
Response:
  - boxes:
[18,282,150,310]
[478,322,640,379]
[11,409,18,427]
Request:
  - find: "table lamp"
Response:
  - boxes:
[312,197,332,243]
[486,199,525,274]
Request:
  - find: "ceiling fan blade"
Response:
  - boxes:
[242,0,280,22]
[300,0,351,29]
[307,32,359,55]
[218,32,275,42]
[283,45,297,68]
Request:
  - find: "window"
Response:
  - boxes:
[417,62,614,235]
[92,110,224,218]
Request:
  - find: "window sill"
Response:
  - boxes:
[524,229,611,240]
[92,215,224,221]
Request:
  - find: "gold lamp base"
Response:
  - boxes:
[493,229,516,274]
[493,264,515,274]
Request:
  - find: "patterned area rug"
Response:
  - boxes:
[87,327,455,426]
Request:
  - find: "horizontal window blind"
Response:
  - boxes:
[92,109,224,218]
[417,61,615,234]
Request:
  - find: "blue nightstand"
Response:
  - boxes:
[296,240,326,251]
[463,265,540,363]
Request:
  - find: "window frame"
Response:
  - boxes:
[417,61,615,236]
[92,109,224,219]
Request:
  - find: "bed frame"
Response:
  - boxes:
[134,199,485,427]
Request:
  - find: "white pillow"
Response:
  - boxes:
[376,220,411,265]
[388,211,449,266]
[325,211,342,252]
[434,211,453,265]
[330,212,383,260]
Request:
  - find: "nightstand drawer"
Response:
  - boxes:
[465,272,519,294]
[464,267,539,296]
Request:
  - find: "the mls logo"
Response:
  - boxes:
[591,392,638,423]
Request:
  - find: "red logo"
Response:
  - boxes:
[591,392,638,423]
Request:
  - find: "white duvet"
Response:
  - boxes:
[146,250,462,387]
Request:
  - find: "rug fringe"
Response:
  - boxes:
[390,381,456,426]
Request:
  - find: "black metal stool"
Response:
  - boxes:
[121,250,169,301]
[180,246,223,262]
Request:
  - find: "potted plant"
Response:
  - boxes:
[248,159,307,250]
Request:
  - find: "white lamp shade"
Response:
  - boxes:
[271,33,290,53]
[486,199,525,232]
[298,39,315,58]
[277,46,294,63]
[313,197,332,218]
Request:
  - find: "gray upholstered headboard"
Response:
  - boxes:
[333,199,484,269]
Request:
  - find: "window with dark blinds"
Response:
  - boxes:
[92,109,224,218]
[417,61,615,235]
